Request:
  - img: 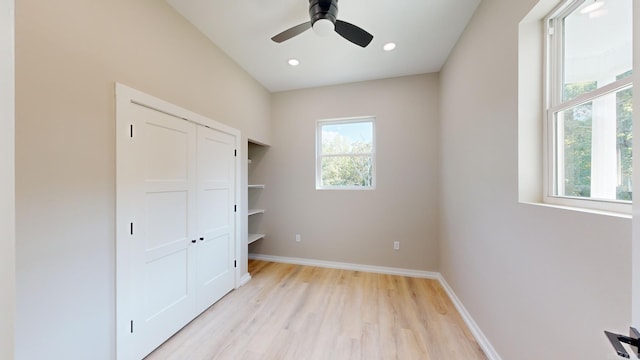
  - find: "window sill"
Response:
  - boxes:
[315,187,376,191]
[520,201,632,219]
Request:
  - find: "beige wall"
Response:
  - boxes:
[15,0,270,358]
[252,74,441,271]
[1,0,15,359]
[440,0,631,359]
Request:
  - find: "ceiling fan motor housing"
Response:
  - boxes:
[309,0,338,25]
[271,0,372,47]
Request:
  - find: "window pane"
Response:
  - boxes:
[555,86,633,201]
[321,121,373,155]
[557,102,593,198]
[617,86,633,200]
[562,0,632,102]
[563,81,596,103]
[321,156,373,187]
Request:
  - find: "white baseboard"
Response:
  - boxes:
[237,272,252,288]
[437,275,502,360]
[249,253,502,360]
[249,253,440,279]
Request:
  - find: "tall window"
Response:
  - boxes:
[545,0,633,212]
[316,117,376,190]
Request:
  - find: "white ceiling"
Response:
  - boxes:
[166,0,481,92]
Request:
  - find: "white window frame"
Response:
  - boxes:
[316,117,376,190]
[543,0,633,214]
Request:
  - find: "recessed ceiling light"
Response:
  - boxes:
[383,42,397,52]
[288,58,300,66]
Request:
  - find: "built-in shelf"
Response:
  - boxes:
[248,142,268,250]
[248,209,265,216]
[248,233,265,244]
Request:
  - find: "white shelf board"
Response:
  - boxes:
[248,184,265,189]
[248,209,265,216]
[248,233,265,244]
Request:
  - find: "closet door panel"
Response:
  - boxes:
[195,126,236,314]
[131,105,198,359]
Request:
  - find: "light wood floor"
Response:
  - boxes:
[146,260,488,360]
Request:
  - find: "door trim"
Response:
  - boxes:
[0,1,15,359]
[632,0,640,331]
[115,83,242,359]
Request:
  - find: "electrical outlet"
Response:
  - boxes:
[393,241,400,250]
[295,234,301,242]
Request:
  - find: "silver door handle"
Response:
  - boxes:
[605,327,640,358]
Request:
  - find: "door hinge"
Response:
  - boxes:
[234,149,237,157]
[234,205,237,213]
[130,124,134,138]
[234,260,237,268]
[130,222,134,235]
[130,320,134,334]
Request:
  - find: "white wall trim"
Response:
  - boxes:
[248,253,501,360]
[0,1,15,359]
[437,275,503,360]
[632,0,640,330]
[237,273,252,288]
[249,254,440,279]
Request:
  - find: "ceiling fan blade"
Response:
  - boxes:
[335,20,373,48]
[271,22,312,43]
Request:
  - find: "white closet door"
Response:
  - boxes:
[131,104,197,359]
[116,84,242,359]
[195,126,236,314]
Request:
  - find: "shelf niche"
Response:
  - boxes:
[248,141,268,247]
[248,208,265,216]
[248,233,265,245]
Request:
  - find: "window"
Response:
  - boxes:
[316,117,375,190]
[545,0,633,212]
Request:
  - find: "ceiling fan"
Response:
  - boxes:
[271,0,374,48]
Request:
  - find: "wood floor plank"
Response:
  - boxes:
[146,260,488,360]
